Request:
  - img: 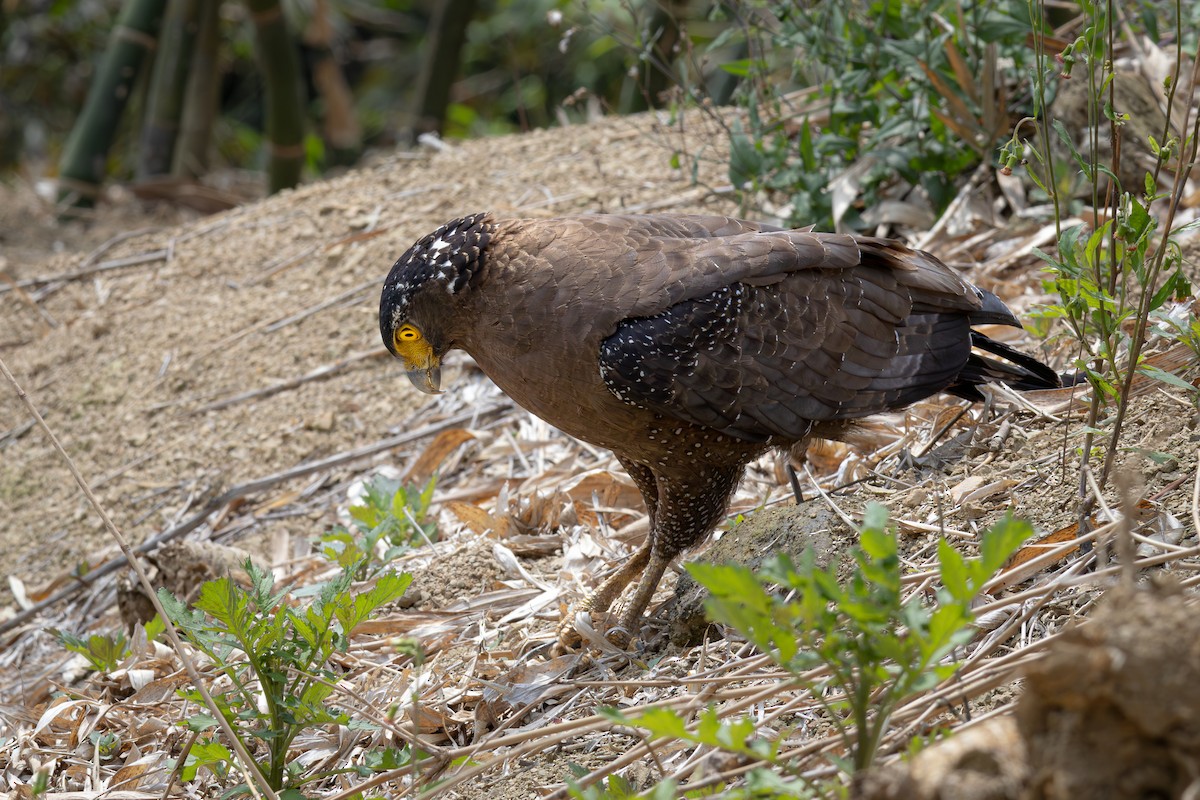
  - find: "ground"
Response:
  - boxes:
[1,109,1199,798]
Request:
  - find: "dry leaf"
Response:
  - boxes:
[446,500,512,536]
[406,428,476,482]
[949,476,1016,506]
[474,654,580,736]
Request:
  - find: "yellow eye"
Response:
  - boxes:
[394,325,421,348]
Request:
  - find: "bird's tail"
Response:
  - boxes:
[947,333,1062,401]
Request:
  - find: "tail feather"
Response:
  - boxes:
[968,287,1025,328]
[946,332,1062,400]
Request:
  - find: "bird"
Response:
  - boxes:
[379,212,1060,648]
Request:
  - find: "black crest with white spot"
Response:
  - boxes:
[379,213,495,337]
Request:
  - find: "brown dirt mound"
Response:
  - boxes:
[856,582,1200,800]
[0,111,729,593]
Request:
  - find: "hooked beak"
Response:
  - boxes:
[405,362,442,394]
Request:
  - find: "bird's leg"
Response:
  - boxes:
[557,456,660,648]
[605,552,672,648]
[616,456,659,527]
[605,463,745,648]
[556,543,652,647]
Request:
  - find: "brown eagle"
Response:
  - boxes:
[379,213,1059,647]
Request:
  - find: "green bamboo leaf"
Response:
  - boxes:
[1139,364,1197,392]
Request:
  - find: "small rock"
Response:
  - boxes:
[307,411,336,432]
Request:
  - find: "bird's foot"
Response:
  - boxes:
[556,610,639,652]
[555,616,584,650]
[556,545,653,650]
[604,626,634,649]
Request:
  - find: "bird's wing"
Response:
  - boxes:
[489,215,827,345]
[597,232,990,442]
[512,216,982,317]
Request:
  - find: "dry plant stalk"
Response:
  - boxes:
[0,354,276,800]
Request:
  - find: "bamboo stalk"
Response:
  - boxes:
[175,0,221,177]
[412,0,477,139]
[137,0,202,178]
[304,0,361,167]
[244,0,305,193]
[57,0,168,208]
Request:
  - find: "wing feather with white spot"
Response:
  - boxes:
[598,261,975,443]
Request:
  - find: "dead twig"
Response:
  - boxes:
[242,225,397,286]
[0,401,511,638]
[191,348,389,415]
[0,270,60,328]
[2,250,170,296]
[263,280,375,333]
[192,279,378,362]
[0,416,37,448]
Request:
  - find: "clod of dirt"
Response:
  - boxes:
[1018,581,1200,799]
[853,716,1028,800]
[117,539,259,629]
[663,501,859,646]
[855,581,1200,800]
[397,542,506,610]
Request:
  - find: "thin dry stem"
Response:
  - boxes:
[0,355,277,800]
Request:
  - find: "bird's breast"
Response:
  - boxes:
[462,334,632,448]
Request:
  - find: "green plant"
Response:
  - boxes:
[56,616,164,673]
[1017,0,1198,490]
[712,0,1036,229]
[1148,303,1200,363]
[319,473,438,580]
[159,559,411,794]
[595,505,1032,794]
[57,629,130,673]
[567,770,686,800]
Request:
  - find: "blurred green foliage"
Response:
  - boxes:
[715,0,1039,229]
[7,0,1189,214]
[0,0,657,181]
[0,0,120,171]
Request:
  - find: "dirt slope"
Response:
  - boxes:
[0,112,728,590]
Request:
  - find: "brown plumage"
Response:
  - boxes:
[379,213,1059,647]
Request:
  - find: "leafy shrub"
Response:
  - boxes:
[590,506,1032,796]
[159,560,411,793]
[1016,0,1197,485]
[318,473,438,580]
[714,0,1037,229]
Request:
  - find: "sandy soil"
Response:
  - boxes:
[0,110,730,591]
